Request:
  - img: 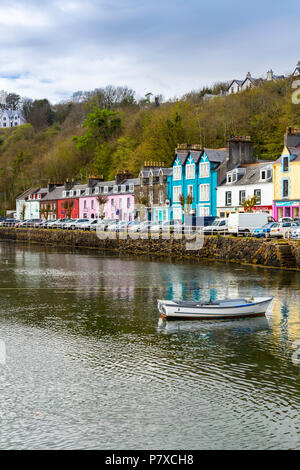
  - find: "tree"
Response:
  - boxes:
[5,93,21,110]
[96,194,108,219]
[243,195,259,213]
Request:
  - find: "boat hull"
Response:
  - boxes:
[158,297,273,320]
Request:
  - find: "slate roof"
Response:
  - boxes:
[219,162,273,187]
[203,148,227,163]
[274,147,300,163]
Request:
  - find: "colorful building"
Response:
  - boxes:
[217,162,273,217]
[170,137,255,221]
[272,128,300,220]
[134,163,172,221]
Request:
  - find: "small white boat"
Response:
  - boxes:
[157,297,273,320]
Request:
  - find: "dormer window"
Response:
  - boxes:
[129,184,134,192]
[121,184,126,192]
[104,186,108,194]
[260,170,266,180]
[63,191,67,197]
[113,185,118,193]
[149,173,153,186]
[227,173,232,183]
[76,190,81,196]
[94,187,99,194]
[69,190,74,197]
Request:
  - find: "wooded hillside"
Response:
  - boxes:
[1,78,299,211]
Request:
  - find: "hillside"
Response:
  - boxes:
[0,78,299,212]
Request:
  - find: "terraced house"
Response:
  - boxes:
[272,127,300,220]
[170,137,255,221]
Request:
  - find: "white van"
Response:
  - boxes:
[228,213,272,236]
[204,218,228,235]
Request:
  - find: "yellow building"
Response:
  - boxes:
[273,128,300,220]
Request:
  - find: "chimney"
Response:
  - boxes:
[48,182,56,192]
[246,72,251,79]
[266,69,274,81]
[87,175,104,187]
[64,179,74,190]
[227,136,255,169]
[115,170,133,184]
[284,127,300,148]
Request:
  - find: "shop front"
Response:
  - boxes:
[273,201,300,220]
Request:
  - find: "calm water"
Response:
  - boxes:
[0,241,300,450]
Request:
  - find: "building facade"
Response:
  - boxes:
[0,110,26,128]
[272,128,300,220]
[217,163,273,217]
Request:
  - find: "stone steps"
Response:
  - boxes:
[276,243,297,268]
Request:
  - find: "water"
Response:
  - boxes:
[0,241,300,450]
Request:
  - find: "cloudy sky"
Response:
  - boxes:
[0,0,299,103]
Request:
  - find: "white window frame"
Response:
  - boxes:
[94,187,99,194]
[187,185,193,198]
[173,186,182,203]
[173,165,182,181]
[199,206,210,217]
[104,186,108,194]
[113,185,118,193]
[121,184,126,193]
[129,184,134,192]
[186,163,195,179]
[199,162,210,178]
[199,184,210,201]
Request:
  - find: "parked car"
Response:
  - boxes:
[75,219,94,230]
[150,220,183,234]
[2,218,20,227]
[66,219,88,230]
[61,219,76,229]
[279,217,294,223]
[49,218,67,229]
[203,218,228,235]
[18,219,41,228]
[87,219,106,231]
[228,213,273,236]
[290,226,300,239]
[252,222,277,238]
[269,221,299,238]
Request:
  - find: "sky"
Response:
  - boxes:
[0,0,299,104]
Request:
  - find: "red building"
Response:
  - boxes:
[57,198,79,219]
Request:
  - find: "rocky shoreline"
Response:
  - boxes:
[0,227,300,270]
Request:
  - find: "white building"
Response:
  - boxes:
[0,109,26,128]
[16,187,48,220]
[292,61,300,77]
[217,162,273,217]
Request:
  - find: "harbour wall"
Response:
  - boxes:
[0,227,300,270]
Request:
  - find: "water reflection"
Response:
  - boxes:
[1,242,300,449]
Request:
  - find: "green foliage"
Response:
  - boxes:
[0,77,299,211]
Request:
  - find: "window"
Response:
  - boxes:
[254,189,261,204]
[282,156,289,172]
[111,199,114,207]
[186,163,195,179]
[199,184,209,201]
[91,200,94,210]
[76,190,81,196]
[121,185,126,192]
[84,200,87,209]
[173,207,182,220]
[187,185,193,198]
[199,162,210,178]
[225,191,232,206]
[173,186,182,203]
[173,166,181,180]
[149,191,153,205]
[104,186,108,194]
[282,179,289,198]
[227,173,232,183]
[199,206,210,216]
[70,190,74,197]
[119,199,122,208]
[113,185,118,193]
[127,198,130,209]
[260,170,266,180]
[267,169,272,180]
[94,187,99,194]
[159,190,164,204]
[239,190,246,205]
[129,184,134,192]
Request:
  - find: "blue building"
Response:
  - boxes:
[170,145,227,221]
[169,138,255,222]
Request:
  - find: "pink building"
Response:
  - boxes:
[79,177,139,221]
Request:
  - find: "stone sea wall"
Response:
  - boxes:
[0,227,300,270]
